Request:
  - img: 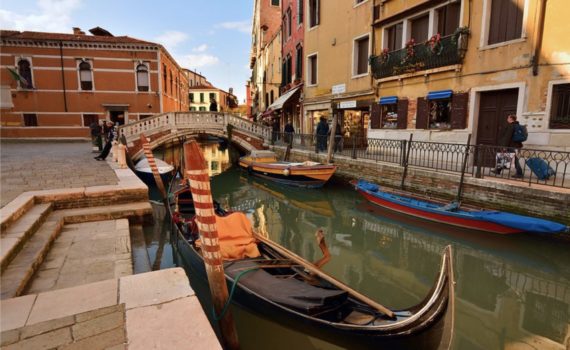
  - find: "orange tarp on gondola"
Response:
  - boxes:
[205,212,261,260]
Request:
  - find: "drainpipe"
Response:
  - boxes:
[59,41,68,112]
[532,0,547,76]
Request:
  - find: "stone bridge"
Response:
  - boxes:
[117,112,271,160]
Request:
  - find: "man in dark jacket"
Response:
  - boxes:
[94,121,116,161]
[493,114,523,177]
[316,116,329,152]
[209,98,218,112]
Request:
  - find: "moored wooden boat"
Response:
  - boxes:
[239,150,336,188]
[354,179,568,235]
[168,183,455,349]
[134,157,174,188]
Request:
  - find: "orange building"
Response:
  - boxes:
[0,27,189,138]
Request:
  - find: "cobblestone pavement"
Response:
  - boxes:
[0,141,118,207]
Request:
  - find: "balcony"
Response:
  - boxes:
[370,32,468,80]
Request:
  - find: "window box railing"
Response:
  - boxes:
[370,31,468,79]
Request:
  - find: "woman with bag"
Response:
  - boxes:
[492,114,523,177]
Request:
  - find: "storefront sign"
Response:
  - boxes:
[332,84,346,95]
[339,100,357,109]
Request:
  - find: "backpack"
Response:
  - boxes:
[512,124,528,143]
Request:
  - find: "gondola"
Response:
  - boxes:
[238,150,336,188]
[168,180,455,349]
[354,179,568,235]
[134,157,174,188]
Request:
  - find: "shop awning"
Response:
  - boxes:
[427,90,453,100]
[267,87,300,111]
[379,96,398,105]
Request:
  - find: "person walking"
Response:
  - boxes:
[316,116,329,152]
[492,114,524,177]
[94,121,116,161]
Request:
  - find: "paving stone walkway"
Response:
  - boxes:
[1,141,118,208]
[26,219,132,294]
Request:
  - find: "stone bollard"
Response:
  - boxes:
[112,141,119,162]
[118,144,127,169]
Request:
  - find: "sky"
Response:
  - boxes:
[0,0,253,102]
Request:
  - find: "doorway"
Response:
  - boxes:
[475,89,518,166]
[109,111,126,126]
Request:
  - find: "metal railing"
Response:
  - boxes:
[272,132,570,189]
[370,33,468,79]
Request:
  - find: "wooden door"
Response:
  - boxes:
[476,88,518,166]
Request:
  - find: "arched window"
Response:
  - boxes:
[79,61,93,90]
[17,59,33,89]
[136,64,149,92]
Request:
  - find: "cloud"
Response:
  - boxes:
[0,0,82,32]
[217,21,251,34]
[178,54,220,68]
[154,31,189,50]
[192,44,208,53]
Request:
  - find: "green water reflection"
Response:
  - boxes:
[145,142,570,349]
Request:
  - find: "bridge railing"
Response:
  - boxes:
[117,112,271,143]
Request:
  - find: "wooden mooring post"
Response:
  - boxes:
[140,134,168,203]
[184,141,240,350]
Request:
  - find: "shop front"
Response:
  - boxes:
[304,102,332,135]
[333,99,373,146]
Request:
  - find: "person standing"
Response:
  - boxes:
[316,116,329,152]
[493,114,524,177]
[94,121,116,161]
[284,119,294,145]
[333,122,343,153]
[89,120,102,152]
[209,98,218,112]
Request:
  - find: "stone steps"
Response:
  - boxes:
[1,203,53,273]
[0,202,152,300]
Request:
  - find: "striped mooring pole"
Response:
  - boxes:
[183,140,240,350]
[140,134,167,202]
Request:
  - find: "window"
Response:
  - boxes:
[79,61,93,91]
[295,45,303,80]
[265,93,269,108]
[428,99,452,129]
[190,93,194,102]
[385,22,403,51]
[23,113,37,126]
[163,65,167,93]
[410,14,429,42]
[136,64,149,92]
[437,3,461,36]
[271,0,279,6]
[82,114,98,127]
[549,83,570,129]
[309,0,320,28]
[488,0,524,45]
[354,35,369,76]
[355,0,366,4]
[190,107,197,111]
[200,93,205,103]
[17,59,33,89]
[199,106,206,111]
[416,92,468,130]
[371,98,408,129]
[140,114,152,120]
[308,54,318,85]
[209,92,216,101]
[270,90,274,104]
[286,8,292,39]
[298,0,304,24]
[169,70,173,95]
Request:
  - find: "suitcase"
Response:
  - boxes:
[526,157,556,180]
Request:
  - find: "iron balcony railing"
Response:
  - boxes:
[272,132,570,189]
[370,32,468,79]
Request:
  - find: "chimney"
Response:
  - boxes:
[72,27,85,35]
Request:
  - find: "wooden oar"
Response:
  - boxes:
[253,232,396,319]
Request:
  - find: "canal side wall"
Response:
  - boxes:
[271,147,570,225]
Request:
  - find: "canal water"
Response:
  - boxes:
[139,142,570,350]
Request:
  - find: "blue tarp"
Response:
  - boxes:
[470,211,567,234]
[427,90,453,100]
[379,96,398,105]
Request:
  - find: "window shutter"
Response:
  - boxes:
[397,98,408,129]
[370,103,381,129]
[316,0,320,26]
[450,92,469,129]
[416,97,429,129]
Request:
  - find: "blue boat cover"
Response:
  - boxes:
[379,96,398,105]
[427,90,453,100]
[356,180,567,234]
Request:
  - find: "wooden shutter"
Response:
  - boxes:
[488,0,523,45]
[450,93,469,129]
[411,14,429,42]
[397,99,408,129]
[416,97,429,129]
[370,103,381,129]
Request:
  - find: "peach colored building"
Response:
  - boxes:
[0,27,189,138]
[188,85,238,112]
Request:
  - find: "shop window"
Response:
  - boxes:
[371,98,408,129]
[488,0,524,45]
[549,83,570,129]
[385,22,403,51]
[416,91,468,130]
[82,114,98,127]
[136,64,149,92]
[17,59,33,89]
[354,35,369,76]
[411,14,429,43]
[309,0,320,28]
[79,61,93,91]
[200,93,205,103]
[23,113,38,126]
[437,3,461,36]
[308,54,317,85]
[190,93,194,103]
[297,0,304,24]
